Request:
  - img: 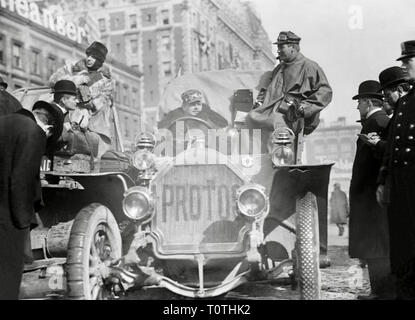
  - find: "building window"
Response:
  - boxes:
[162,61,172,77]
[132,88,138,108]
[149,64,153,75]
[161,9,169,25]
[99,18,106,32]
[133,119,139,132]
[341,144,352,152]
[124,116,130,138]
[328,144,338,154]
[130,39,138,54]
[116,43,121,53]
[12,42,23,69]
[114,17,121,29]
[148,39,152,50]
[130,14,137,29]
[0,34,5,64]
[123,85,129,106]
[47,55,57,77]
[14,84,22,90]
[115,81,121,103]
[146,13,152,22]
[30,49,41,75]
[161,35,171,52]
[150,90,154,101]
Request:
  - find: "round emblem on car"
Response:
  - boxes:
[241,155,254,168]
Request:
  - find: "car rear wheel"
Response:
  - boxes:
[295,192,321,300]
[66,204,122,300]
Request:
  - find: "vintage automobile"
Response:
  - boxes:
[13,69,332,300]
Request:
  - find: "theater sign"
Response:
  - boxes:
[1,0,87,44]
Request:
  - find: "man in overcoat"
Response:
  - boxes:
[0,101,63,299]
[329,183,349,236]
[349,80,392,299]
[246,31,332,143]
[377,40,415,299]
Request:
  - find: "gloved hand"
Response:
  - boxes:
[279,95,303,122]
[69,108,90,131]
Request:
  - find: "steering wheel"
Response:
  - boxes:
[166,116,214,148]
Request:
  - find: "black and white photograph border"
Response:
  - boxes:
[0,0,414,310]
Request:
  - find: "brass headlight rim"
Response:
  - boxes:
[122,187,155,222]
[236,184,269,220]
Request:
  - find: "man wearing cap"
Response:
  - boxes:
[376,41,415,299]
[49,41,115,158]
[348,80,391,299]
[158,89,228,130]
[0,101,63,299]
[246,31,332,142]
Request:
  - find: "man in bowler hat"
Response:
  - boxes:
[349,80,392,299]
[0,101,63,299]
[49,41,115,158]
[377,40,415,299]
[360,67,410,151]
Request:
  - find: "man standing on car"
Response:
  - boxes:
[246,31,332,140]
[377,40,415,299]
[349,80,391,300]
[0,101,63,299]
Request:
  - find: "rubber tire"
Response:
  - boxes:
[66,203,122,300]
[295,192,321,300]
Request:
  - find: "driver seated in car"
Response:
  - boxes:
[158,89,228,131]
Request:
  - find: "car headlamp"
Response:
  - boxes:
[268,127,295,167]
[271,146,295,166]
[236,184,269,219]
[132,150,156,171]
[122,187,154,221]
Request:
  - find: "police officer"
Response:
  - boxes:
[377,40,415,299]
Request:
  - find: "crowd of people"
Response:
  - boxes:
[0,41,115,299]
[347,41,415,300]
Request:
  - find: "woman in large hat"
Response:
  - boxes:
[48,41,115,158]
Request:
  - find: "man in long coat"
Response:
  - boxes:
[329,183,349,236]
[246,31,332,146]
[0,101,63,299]
[377,40,415,299]
[349,80,391,299]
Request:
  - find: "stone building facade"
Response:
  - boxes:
[305,117,361,193]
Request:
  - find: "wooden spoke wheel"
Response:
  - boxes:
[66,204,122,300]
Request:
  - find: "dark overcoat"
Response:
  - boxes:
[0,109,46,299]
[0,90,22,117]
[349,109,390,259]
[379,88,415,275]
